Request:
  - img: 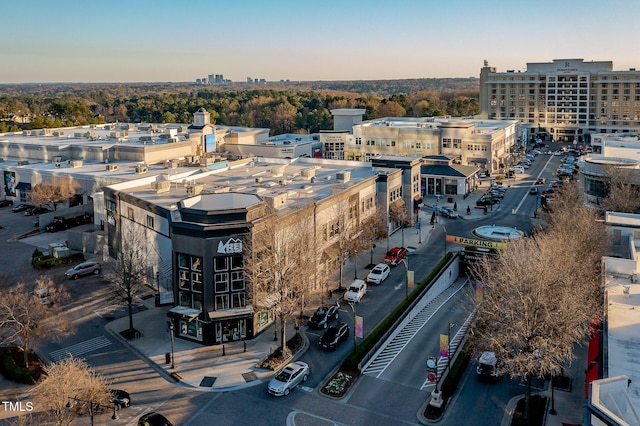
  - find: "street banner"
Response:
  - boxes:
[355,315,363,338]
[440,334,449,358]
[445,235,506,249]
[475,282,484,301]
[407,270,414,289]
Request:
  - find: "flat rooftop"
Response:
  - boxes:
[109,157,398,214]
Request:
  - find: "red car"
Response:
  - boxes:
[384,247,408,266]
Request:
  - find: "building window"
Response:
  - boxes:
[355,137,361,145]
[146,215,154,229]
[442,138,451,148]
[213,252,246,311]
[177,253,203,310]
[127,207,134,220]
[215,273,229,292]
[215,295,229,310]
[106,200,117,213]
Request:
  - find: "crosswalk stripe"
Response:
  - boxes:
[49,336,112,362]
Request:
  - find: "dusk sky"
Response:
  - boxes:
[2,0,639,84]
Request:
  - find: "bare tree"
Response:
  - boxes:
[30,356,112,426]
[248,206,314,355]
[30,175,81,211]
[106,221,152,338]
[389,199,410,247]
[360,210,389,267]
[325,194,361,290]
[601,165,640,213]
[0,277,71,368]
[473,186,608,423]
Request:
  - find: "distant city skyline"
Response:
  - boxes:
[1,0,639,84]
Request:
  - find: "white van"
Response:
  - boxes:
[513,165,525,174]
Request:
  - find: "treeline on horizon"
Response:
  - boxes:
[0,78,480,135]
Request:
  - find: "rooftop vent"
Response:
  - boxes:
[106,164,119,171]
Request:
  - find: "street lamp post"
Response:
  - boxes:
[167,321,175,369]
[399,258,409,299]
[347,302,357,351]
[443,225,447,257]
[447,322,458,378]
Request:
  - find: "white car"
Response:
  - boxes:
[344,279,367,303]
[267,361,309,396]
[366,263,390,285]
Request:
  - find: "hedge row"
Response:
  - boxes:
[342,252,453,371]
[0,348,40,384]
[31,249,84,269]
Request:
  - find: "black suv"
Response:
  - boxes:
[319,322,350,351]
[308,303,339,329]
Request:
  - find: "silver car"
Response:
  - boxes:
[65,261,101,279]
[267,361,309,396]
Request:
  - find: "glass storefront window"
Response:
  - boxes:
[179,319,202,341]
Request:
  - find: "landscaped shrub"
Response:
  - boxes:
[0,348,40,384]
[32,252,84,269]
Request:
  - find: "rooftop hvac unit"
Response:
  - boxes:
[70,160,83,168]
[151,181,171,193]
[17,160,29,166]
[106,164,119,171]
[301,168,316,178]
[336,171,351,182]
[135,165,148,174]
[255,177,263,184]
[186,184,204,196]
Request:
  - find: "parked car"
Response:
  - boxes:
[0,200,13,208]
[267,361,309,396]
[11,204,32,213]
[343,279,367,303]
[535,178,545,185]
[24,206,51,216]
[476,351,500,381]
[476,197,499,207]
[111,389,131,409]
[529,187,539,195]
[439,206,459,218]
[30,287,53,306]
[45,212,92,232]
[366,263,390,285]
[319,322,350,351]
[308,303,340,329]
[513,166,525,174]
[65,261,101,279]
[383,247,408,266]
[138,412,173,426]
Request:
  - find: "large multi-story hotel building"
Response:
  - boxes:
[479,58,640,143]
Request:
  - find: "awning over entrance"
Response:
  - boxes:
[468,157,487,164]
[16,182,31,191]
[168,305,201,320]
[207,306,254,319]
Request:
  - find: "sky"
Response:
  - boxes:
[2,0,640,84]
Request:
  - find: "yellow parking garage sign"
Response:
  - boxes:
[445,235,506,249]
